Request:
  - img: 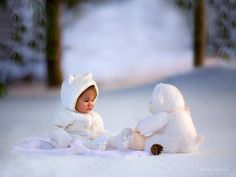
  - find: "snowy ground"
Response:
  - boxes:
[0,65,236,177]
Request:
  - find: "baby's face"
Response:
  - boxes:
[75,87,97,113]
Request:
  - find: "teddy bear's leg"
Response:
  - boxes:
[128,131,145,150]
[145,134,175,153]
[151,144,163,155]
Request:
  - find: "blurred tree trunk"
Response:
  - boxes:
[193,0,206,67]
[45,0,62,86]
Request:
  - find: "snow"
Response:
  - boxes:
[1,0,236,176]
[0,65,236,177]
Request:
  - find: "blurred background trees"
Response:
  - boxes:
[0,0,83,96]
[0,0,47,94]
[0,0,236,96]
[193,0,206,67]
[173,0,236,61]
[45,0,62,86]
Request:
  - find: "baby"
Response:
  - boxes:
[49,73,132,151]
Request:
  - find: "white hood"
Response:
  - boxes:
[60,73,99,112]
[149,83,185,114]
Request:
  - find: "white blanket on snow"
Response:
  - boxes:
[13,136,148,157]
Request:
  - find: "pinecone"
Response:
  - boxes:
[151,144,163,155]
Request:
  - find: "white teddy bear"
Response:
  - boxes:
[129,83,203,155]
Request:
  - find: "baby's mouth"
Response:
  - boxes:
[87,107,93,111]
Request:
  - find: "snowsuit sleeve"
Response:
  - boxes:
[48,107,74,147]
[91,112,106,135]
[49,127,73,148]
[52,106,77,128]
[65,112,105,139]
[136,112,170,137]
[50,106,90,147]
[66,117,94,139]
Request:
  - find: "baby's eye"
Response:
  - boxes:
[84,99,89,102]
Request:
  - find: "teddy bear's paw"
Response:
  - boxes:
[151,144,163,155]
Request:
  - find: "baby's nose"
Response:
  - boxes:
[88,101,94,106]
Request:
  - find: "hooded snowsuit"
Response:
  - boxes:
[135,83,203,153]
[49,73,132,150]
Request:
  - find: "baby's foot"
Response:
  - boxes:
[94,136,108,151]
[71,140,89,154]
[97,140,107,151]
[120,128,133,149]
[122,136,131,149]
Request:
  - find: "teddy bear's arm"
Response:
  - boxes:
[185,105,191,115]
[136,112,170,137]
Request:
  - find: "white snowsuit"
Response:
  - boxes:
[49,73,132,150]
[135,83,203,153]
[50,106,110,150]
